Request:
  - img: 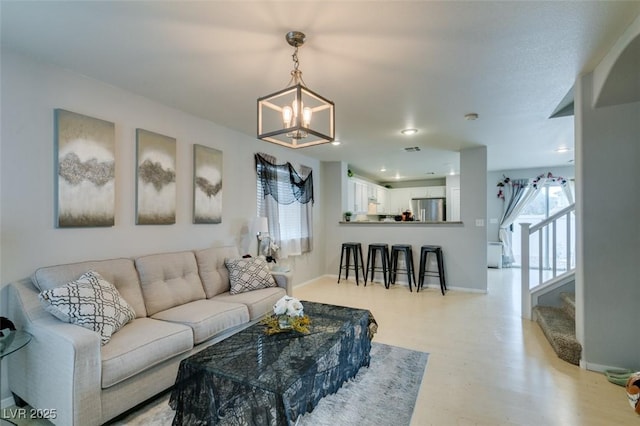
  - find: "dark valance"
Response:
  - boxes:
[255,154,314,205]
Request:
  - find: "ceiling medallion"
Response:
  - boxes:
[257,31,335,148]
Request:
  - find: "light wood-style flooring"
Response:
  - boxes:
[293,269,635,426]
[3,269,634,425]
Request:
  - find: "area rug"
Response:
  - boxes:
[109,342,429,426]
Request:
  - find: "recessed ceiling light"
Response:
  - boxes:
[401,128,418,135]
[380,167,387,172]
[555,146,571,153]
[331,140,341,146]
[464,113,479,121]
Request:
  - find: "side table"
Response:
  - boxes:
[1,331,32,425]
[0,331,31,359]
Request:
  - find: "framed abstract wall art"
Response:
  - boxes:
[193,144,222,224]
[135,129,176,225]
[54,109,115,227]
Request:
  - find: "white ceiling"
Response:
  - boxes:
[2,1,639,182]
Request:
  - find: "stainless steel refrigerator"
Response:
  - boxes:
[411,198,446,222]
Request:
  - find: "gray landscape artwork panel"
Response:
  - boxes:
[55,109,115,227]
[193,144,223,224]
[136,129,176,225]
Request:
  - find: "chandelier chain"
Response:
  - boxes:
[287,45,307,87]
[292,46,300,71]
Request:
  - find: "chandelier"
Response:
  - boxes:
[257,31,335,148]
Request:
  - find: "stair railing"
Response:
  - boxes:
[520,203,575,319]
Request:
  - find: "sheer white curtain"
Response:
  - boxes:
[499,177,547,265]
[256,154,313,259]
[562,180,574,204]
[257,153,281,257]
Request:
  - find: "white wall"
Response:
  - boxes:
[575,71,640,371]
[0,50,324,400]
[323,146,488,293]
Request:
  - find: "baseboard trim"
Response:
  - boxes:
[583,360,626,373]
[294,275,332,288]
[1,395,15,409]
[297,275,487,294]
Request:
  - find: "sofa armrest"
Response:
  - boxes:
[270,271,293,295]
[8,280,103,426]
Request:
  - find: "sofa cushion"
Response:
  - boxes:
[213,287,286,321]
[194,246,239,298]
[32,258,147,318]
[135,251,206,316]
[100,317,193,388]
[38,271,136,345]
[224,257,276,295]
[151,299,249,344]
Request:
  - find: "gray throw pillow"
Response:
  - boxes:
[224,257,276,295]
[38,270,136,345]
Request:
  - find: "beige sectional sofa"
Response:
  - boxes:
[7,246,291,426]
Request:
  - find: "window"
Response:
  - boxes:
[256,154,313,258]
[512,183,573,269]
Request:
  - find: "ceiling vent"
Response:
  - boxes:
[404,146,421,152]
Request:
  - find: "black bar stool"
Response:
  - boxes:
[389,244,416,292]
[365,243,390,288]
[418,245,447,295]
[337,242,365,285]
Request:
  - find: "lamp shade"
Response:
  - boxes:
[252,217,269,234]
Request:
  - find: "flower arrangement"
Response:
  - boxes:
[532,172,567,189]
[260,296,310,335]
[497,173,567,199]
[496,176,510,199]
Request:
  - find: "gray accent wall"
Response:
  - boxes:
[0,50,325,400]
[575,71,640,371]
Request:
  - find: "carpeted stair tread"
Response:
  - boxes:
[560,292,576,321]
[533,305,581,366]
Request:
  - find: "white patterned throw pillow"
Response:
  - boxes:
[38,271,136,345]
[224,257,276,295]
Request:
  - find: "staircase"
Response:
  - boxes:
[532,292,581,365]
[520,203,579,365]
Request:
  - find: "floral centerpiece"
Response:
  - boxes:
[261,296,310,335]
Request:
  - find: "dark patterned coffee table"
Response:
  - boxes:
[169,301,376,425]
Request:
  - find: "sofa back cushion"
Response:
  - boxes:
[135,251,206,316]
[32,258,147,318]
[194,246,240,298]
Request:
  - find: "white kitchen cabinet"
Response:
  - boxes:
[347,180,356,213]
[448,186,461,221]
[354,180,368,214]
[409,187,427,198]
[387,188,412,214]
[376,187,388,213]
[387,186,446,214]
[347,177,374,214]
[426,186,446,198]
[407,186,445,199]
